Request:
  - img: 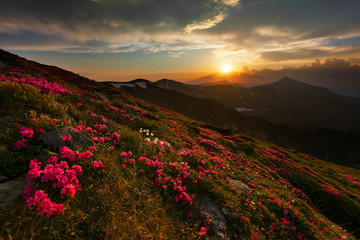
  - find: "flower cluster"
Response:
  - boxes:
[22,144,103,216]
[2,75,71,94]
[127,104,148,116]
[15,126,35,149]
[199,214,211,237]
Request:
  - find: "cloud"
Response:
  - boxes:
[185,13,226,33]
[237,58,360,97]
[0,0,359,67]
[222,0,240,7]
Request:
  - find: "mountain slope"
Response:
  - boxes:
[1,49,360,240]
[155,77,360,133]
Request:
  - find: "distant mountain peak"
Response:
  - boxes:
[275,77,305,85]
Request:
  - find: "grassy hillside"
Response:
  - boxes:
[1,50,360,239]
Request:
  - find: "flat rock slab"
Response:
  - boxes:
[0,175,27,210]
[228,177,252,192]
[197,195,231,240]
[0,116,24,124]
[41,126,95,149]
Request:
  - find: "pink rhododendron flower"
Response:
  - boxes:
[27,159,42,180]
[72,165,83,176]
[15,139,27,149]
[36,128,45,134]
[120,152,127,157]
[59,146,75,161]
[25,190,64,217]
[92,160,104,169]
[111,132,121,141]
[19,126,34,138]
[47,156,59,164]
[78,151,93,161]
[62,135,72,142]
[60,184,76,197]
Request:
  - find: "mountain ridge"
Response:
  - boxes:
[151,77,360,133]
[107,77,360,169]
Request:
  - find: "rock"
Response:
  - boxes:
[0,176,8,183]
[94,91,111,104]
[38,150,59,162]
[0,175,27,210]
[197,195,231,240]
[244,172,255,181]
[65,112,75,122]
[0,116,24,124]
[40,126,95,149]
[228,177,252,192]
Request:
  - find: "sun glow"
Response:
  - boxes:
[221,64,232,73]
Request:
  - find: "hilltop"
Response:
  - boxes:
[1,49,360,239]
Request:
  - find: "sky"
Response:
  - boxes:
[1,0,360,94]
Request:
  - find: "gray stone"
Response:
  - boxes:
[0,176,8,183]
[0,175,27,210]
[40,126,95,149]
[0,116,24,124]
[38,150,59,162]
[228,177,252,192]
[197,195,231,240]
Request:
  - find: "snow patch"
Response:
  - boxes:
[235,107,254,112]
[110,83,135,88]
[136,82,147,89]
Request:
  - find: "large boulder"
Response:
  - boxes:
[0,175,27,210]
[41,126,95,149]
[197,195,231,240]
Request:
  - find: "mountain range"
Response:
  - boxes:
[105,78,360,169]
[155,78,360,133]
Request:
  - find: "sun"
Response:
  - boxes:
[221,64,232,73]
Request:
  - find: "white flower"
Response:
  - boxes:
[145,138,150,142]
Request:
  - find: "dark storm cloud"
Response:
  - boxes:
[0,0,226,37]
[210,0,360,40]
